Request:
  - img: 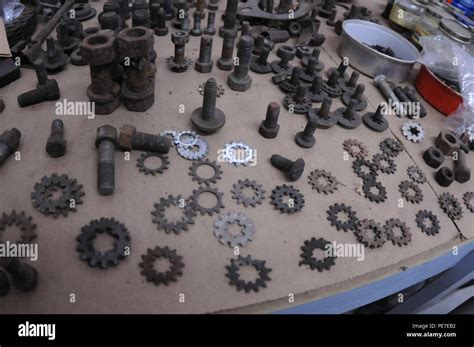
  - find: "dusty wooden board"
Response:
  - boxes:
[0,0,471,314]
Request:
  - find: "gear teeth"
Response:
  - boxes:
[139,246,185,286]
[137,152,170,176]
[352,158,378,180]
[189,159,223,185]
[222,141,255,167]
[343,139,368,159]
[462,192,474,213]
[383,218,412,247]
[190,187,224,216]
[231,179,266,207]
[177,138,209,161]
[402,121,425,143]
[399,180,423,204]
[327,203,358,232]
[213,212,256,248]
[151,195,196,234]
[226,255,272,293]
[439,193,463,220]
[0,210,37,243]
[372,153,396,175]
[407,166,427,184]
[415,210,440,236]
[299,237,336,272]
[379,138,404,157]
[362,178,387,203]
[308,169,339,194]
[354,219,386,249]
[270,185,305,214]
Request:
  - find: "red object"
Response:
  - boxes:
[415,65,463,116]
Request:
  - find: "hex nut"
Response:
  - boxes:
[117,124,136,150]
[117,27,154,58]
[95,125,119,148]
[80,30,116,66]
[435,167,454,187]
[435,131,462,156]
[423,146,444,169]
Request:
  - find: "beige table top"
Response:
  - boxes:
[0,0,472,314]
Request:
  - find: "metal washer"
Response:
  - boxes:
[213,212,256,248]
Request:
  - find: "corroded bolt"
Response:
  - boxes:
[208,0,219,11]
[191,11,203,36]
[100,12,120,31]
[181,13,190,31]
[191,78,226,133]
[219,0,238,37]
[305,57,317,75]
[0,128,21,166]
[118,124,171,153]
[294,84,307,103]
[170,30,190,69]
[217,30,237,71]
[259,102,280,138]
[227,35,254,91]
[241,21,251,36]
[0,258,38,292]
[132,0,148,12]
[290,66,302,84]
[154,8,169,36]
[343,71,359,92]
[96,125,118,196]
[327,71,339,88]
[403,86,427,118]
[132,9,150,27]
[195,36,214,73]
[317,97,332,118]
[117,0,131,20]
[46,119,67,158]
[149,3,160,28]
[454,149,471,183]
[196,0,206,13]
[270,154,305,182]
[374,74,400,104]
[204,11,216,35]
[295,117,317,148]
[0,269,9,296]
[163,0,174,19]
[310,75,323,93]
[352,84,365,100]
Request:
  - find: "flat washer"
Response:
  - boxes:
[190,186,224,216]
[189,159,223,185]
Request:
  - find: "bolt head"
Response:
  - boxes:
[259,121,279,139]
[46,136,67,158]
[295,132,315,148]
[154,27,169,36]
[96,125,118,148]
[171,30,189,45]
[288,158,305,182]
[191,107,226,133]
[195,59,213,73]
[227,73,252,91]
[217,58,234,71]
[116,124,136,150]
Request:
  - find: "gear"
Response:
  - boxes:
[190,186,224,216]
[462,192,474,213]
[354,219,386,249]
[402,121,425,143]
[151,195,196,234]
[407,166,427,184]
[213,212,256,248]
[372,153,396,174]
[223,141,255,166]
[231,179,266,207]
[362,178,387,203]
[308,169,339,194]
[399,180,423,204]
[343,139,368,159]
[177,138,209,161]
[383,218,412,247]
[299,237,336,271]
[379,138,404,157]
[136,152,170,175]
[188,159,223,185]
[76,218,131,269]
[327,203,358,232]
[139,246,184,286]
[0,210,37,243]
[416,210,441,236]
[199,82,224,97]
[271,185,305,214]
[439,192,463,220]
[225,255,272,293]
[352,158,378,180]
[31,173,84,218]
[166,56,193,72]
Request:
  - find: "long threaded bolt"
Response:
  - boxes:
[259,102,280,138]
[344,99,358,117]
[191,78,226,132]
[311,75,323,93]
[404,86,427,118]
[0,269,9,296]
[346,71,359,89]
[0,258,38,292]
[220,0,238,36]
[257,48,270,64]
[132,9,150,27]
[195,35,214,73]
[318,97,332,117]
[154,8,169,36]
[327,71,339,87]
[191,11,203,36]
[202,79,217,120]
[305,57,317,75]
[270,154,305,182]
[374,74,400,104]
[96,125,117,196]
[294,85,307,103]
[227,35,254,91]
[118,124,171,153]
[46,119,67,158]
[352,84,365,100]
[0,128,21,166]
[295,117,317,148]
[205,11,216,35]
[290,66,302,84]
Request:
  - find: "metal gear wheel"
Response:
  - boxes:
[0,210,37,243]
[299,237,336,271]
[139,246,184,286]
[439,192,463,220]
[402,121,425,143]
[231,179,266,208]
[354,219,386,249]
[198,82,224,97]
[213,212,256,248]
[379,138,404,157]
[225,255,272,293]
[372,153,396,174]
[362,178,387,203]
[223,141,255,167]
[352,158,378,180]
[407,166,427,184]
[308,169,339,194]
[190,186,225,216]
[76,218,131,269]
[189,159,223,185]
[416,210,441,236]
[327,203,358,232]
[151,195,196,234]
[383,218,412,247]
[462,192,474,213]
[177,138,209,161]
[271,185,305,214]
[137,152,170,175]
[343,139,368,159]
[399,180,423,204]
[31,173,84,218]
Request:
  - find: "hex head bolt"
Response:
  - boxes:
[336,99,362,129]
[191,78,226,133]
[168,30,192,72]
[44,37,68,73]
[454,149,471,183]
[259,102,281,138]
[0,128,21,166]
[270,154,305,182]
[0,269,10,296]
[374,75,403,116]
[227,35,254,91]
[46,119,67,158]
[217,30,237,71]
[219,0,238,37]
[204,11,216,35]
[17,58,60,108]
[96,125,118,196]
[301,48,324,71]
[308,97,337,129]
[340,71,359,93]
[342,84,368,111]
[0,258,38,292]
[195,36,214,73]
[403,86,427,118]
[118,124,171,153]
[208,0,219,11]
[190,11,203,36]
[300,57,319,83]
[308,74,328,102]
[154,8,169,36]
[363,104,389,132]
[132,9,151,27]
[250,47,272,74]
[271,45,295,74]
[100,12,120,31]
[321,71,342,97]
[295,117,318,148]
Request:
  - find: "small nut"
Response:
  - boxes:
[118,124,136,151]
[435,131,462,156]
[80,30,116,66]
[117,27,154,58]
[423,146,444,169]
[435,167,454,187]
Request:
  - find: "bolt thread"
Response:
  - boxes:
[312,47,321,60]
[98,141,115,195]
[303,118,317,138]
[237,35,253,66]
[318,97,332,116]
[348,71,359,87]
[202,78,217,120]
[220,32,235,59]
[294,85,306,103]
[132,133,169,152]
[241,21,250,36]
[306,57,316,74]
[344,100,357,116]
[353,84,365,99]
[290,67,302,84]
[328,71,339,87]
[311,75,323,93]
[264,102,280,127]
[18,86,50,107]
[207,11,216,28]
[257,48,270,64]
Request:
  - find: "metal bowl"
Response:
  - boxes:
[338,20,419,83]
